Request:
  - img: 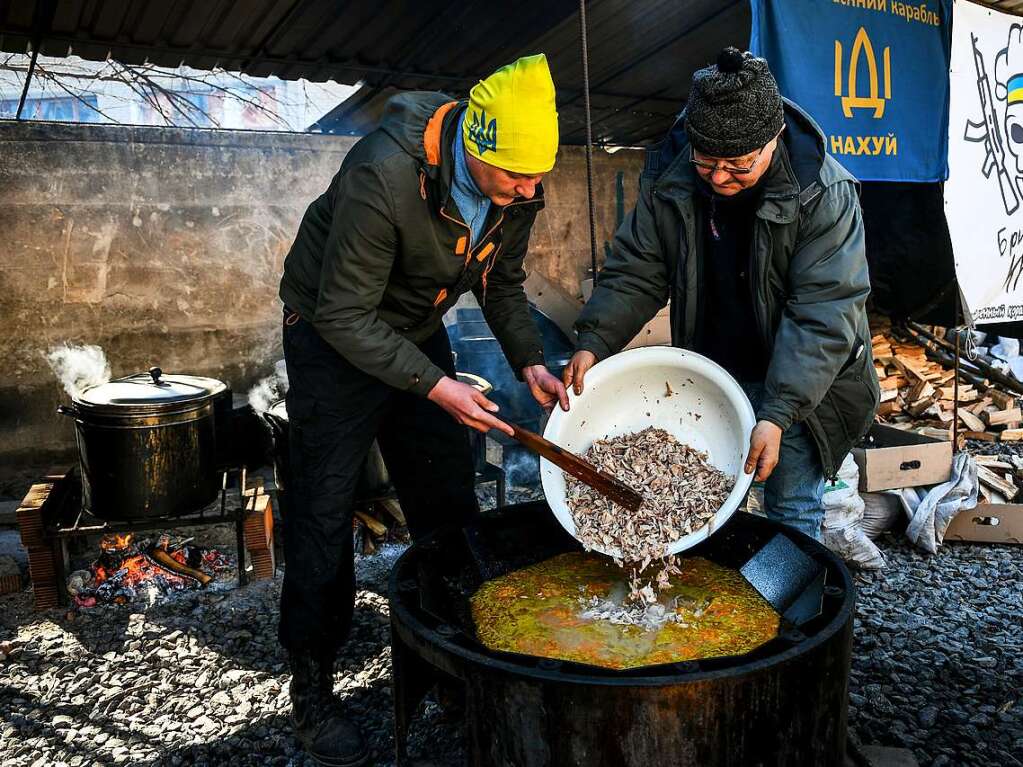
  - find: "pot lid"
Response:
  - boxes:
[76,367,227,412]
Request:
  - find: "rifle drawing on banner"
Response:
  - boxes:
[965,34,1020,215]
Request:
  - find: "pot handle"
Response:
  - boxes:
[56,405,76,418]
[149,366,164,385]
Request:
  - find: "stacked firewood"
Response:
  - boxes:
[871,325,1023,502]
[872,329,1023,443]
[971,453,1023,504]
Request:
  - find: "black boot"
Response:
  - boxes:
[289,651,369,767]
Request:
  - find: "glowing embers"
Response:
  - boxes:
[471,552,779,670]
[68,533,233,607]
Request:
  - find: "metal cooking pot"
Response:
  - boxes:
[58,367,228,520]
[263,399,392,499]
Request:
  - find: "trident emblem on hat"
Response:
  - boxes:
[468,109,498,154]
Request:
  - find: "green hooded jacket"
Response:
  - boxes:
[575,100,879,478]
[279,92,547,397]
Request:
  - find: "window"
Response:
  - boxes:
[0,95,101,121]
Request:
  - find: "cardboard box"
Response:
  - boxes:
[945,504,1023,544]
[624,305,671,349]
[851,424,952,492]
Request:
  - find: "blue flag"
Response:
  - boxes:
[751,0,952,182]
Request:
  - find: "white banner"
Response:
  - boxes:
[947,0,1023,324]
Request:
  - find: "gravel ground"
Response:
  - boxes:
[1,503,1020,766]
[849,532,1023,766]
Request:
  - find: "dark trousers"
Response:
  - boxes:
[278,315,478,655]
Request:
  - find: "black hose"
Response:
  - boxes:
[906,322,1023,396]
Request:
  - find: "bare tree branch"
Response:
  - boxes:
[18,62,121,123]
[0,54,329,130]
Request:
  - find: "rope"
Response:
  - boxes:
[579,0,599,287]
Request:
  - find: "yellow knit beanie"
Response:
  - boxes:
[463,53,559,175]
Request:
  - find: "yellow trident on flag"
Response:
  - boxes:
[835,26,892,119]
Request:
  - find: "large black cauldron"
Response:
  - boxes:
[390,502,854,766]
[58,368,229,520]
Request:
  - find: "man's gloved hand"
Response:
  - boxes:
[561,350,598,396]
[428,377,514,436]
[523,365,570,412]
[745,420,783,481]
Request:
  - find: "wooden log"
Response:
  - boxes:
[880,376,906,391]
[989,390,1017,410]
[983,407,1022,426]
[975,455,1014,469]
[958,409,986,432]
[355,510,389,537]
[376,499,406,526]
[908,396,938,417]
[917,426,952,441]
[1001,428,1023,442]
[906,380,935,403]
[877,401,902,418]
[977,466,1018,499]
[967,398,993,415]
[962,430,998,442]
[361,531,377,555]
[978,484,1009,505]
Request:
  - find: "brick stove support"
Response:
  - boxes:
[16,468,74,609]
[243,491,276,581]
[16,468,276,610]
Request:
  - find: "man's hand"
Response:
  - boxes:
[523,365,570,412]
[745,420,783,482]
[428,377,514,436]
[562,350,598,396]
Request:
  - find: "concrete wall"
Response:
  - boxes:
[0,121,642,463]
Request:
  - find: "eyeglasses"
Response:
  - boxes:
[690,131,781,176]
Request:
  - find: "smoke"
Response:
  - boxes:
[503,443,540,488]
[247,359,289,414]
[46,344,111,399]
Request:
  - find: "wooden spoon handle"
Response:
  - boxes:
[506,423,643,512]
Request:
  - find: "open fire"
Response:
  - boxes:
[69,533,233,607]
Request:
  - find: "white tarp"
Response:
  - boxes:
[947,0,1023,324]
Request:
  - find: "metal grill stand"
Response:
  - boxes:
[16,466,276,609]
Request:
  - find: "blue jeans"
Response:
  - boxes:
[741,383,825,541]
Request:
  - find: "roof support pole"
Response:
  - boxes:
[14,43,40,120]
[579,0,598,285]
[14,0,57,120]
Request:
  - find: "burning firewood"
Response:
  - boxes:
[70,533,231,607]
[148,543,212,587]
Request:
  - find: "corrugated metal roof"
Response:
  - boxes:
[5,1,1022,144]
[0,0,749,145]
[980,0,1023,13]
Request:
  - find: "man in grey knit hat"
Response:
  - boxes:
[564,48,879,539]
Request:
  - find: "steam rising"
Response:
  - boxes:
[46,344,111,399]
[503,444,540,487]
[248,359,289,414]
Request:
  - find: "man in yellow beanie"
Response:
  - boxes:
[276,54,564,766]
